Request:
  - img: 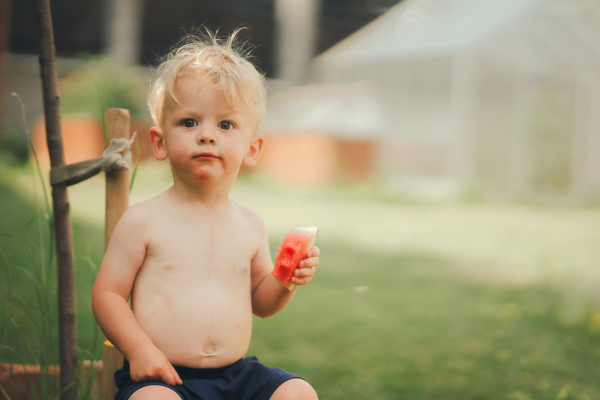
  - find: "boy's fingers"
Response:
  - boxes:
[292,275,313,285]
[292,247,320,285]
[159,368,173,385]
[158,364,180,386]
[300,257,318,269]
[169,364,183,385]
[295,266,315,277]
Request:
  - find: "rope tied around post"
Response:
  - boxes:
[50,131,137,187]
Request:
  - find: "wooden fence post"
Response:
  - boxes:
[102,108,130,399]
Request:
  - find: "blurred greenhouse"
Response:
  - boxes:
[296,0,600,199]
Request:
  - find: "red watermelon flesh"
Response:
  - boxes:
[271,226,319,290]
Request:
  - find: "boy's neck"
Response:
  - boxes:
[169,178,235,209]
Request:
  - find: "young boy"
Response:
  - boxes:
[92,31,320,400]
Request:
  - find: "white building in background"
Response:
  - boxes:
[266,0,600,200]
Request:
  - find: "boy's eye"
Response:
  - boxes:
[181,119,197,128]
[218,121,233,131]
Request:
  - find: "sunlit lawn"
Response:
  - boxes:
[2,159,600,399]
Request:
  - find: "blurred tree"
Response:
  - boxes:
[275,0,320,82]
[104,0,144,64]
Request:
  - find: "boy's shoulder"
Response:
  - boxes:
[118,191,169,226]
[231,200,266,233]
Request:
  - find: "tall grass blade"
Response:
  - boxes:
[0,382,13,400]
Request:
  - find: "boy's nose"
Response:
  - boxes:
[197,126,216,144]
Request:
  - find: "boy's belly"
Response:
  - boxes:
[131,280,254,369]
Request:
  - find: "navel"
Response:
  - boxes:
[203,342,216,355]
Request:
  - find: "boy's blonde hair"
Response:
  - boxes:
[148,29,266,130]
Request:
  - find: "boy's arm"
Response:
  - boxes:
[92,206,182,385]
[250,217,320,318]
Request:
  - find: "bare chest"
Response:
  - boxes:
[137,215,257,287]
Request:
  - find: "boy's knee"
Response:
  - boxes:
[129,385,181,400]
[270,378,318,400]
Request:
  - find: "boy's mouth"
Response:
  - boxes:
[194,152,220,160]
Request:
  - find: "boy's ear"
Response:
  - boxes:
[149,127,168,161]
[242,134,264,168]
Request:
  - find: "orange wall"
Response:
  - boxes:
[255,132,375,185]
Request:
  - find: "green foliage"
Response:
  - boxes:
[0,124,29,165]
[60,57,148,117]
[0,152,103,399]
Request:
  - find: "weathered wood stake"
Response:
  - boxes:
[31,0,77,399]
[102,108,130,400]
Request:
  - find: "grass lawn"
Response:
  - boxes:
[2,159,600,399]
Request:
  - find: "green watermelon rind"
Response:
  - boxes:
[272,225,319,291]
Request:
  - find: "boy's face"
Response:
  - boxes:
[149,73,263,185]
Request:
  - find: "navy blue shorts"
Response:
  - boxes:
[114,356,303,400]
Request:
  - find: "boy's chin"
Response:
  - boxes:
[191,168,239,183]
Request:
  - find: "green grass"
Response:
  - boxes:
[0,160,104,398]
[2,158,600,399]
[251,247,600,399]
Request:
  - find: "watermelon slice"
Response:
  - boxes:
[271,226,319,291]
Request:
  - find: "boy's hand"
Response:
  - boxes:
[291,246,320,286]
[129,345,182,386]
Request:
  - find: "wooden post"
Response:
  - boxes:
[31,0,77,398]
[102,108,130,399]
